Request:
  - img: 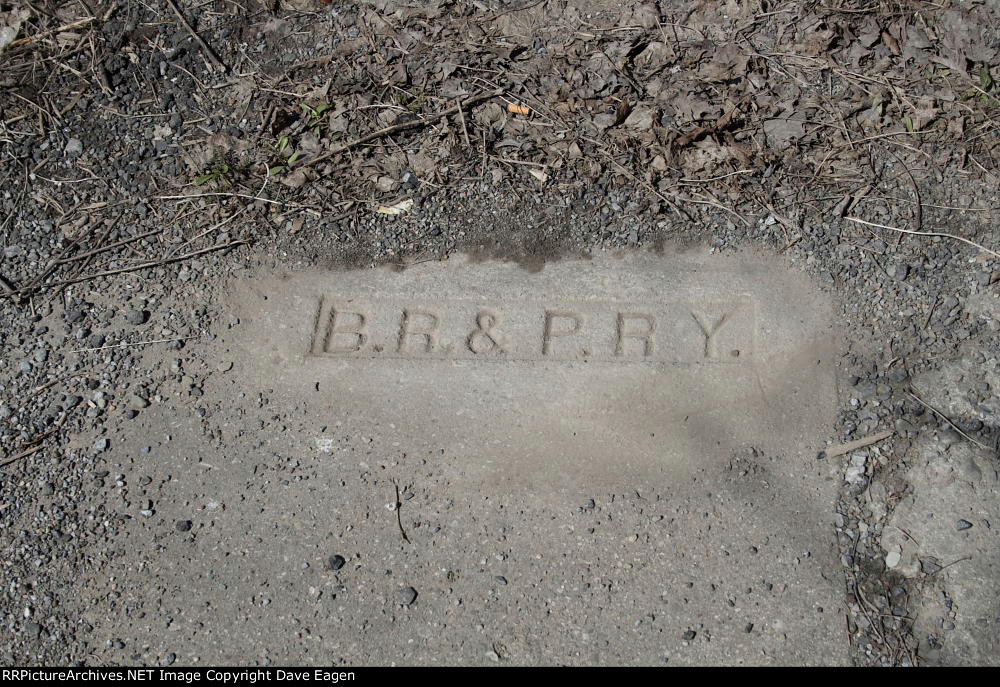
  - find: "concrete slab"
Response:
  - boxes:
[234,252,836,491]
[83,251,849,665]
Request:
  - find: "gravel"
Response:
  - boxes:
[398,587,418,606]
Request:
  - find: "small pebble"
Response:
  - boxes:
[126,309,149,325]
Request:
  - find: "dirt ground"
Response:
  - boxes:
[1,0,999,666]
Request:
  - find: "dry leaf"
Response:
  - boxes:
[624,106,656,130]
[374,175,398,193]
[281,169,308,188]
[0,7,29,54]
[763,117,805,148]
[698,43,749,83]
[375,198,414,215]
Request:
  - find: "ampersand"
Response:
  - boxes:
[467,309,505,354]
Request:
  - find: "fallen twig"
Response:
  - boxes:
[921,297,939,331]
[52,227,161,267]
[456,97,472,150]
[68,335,200,354]
[19,216,109,294]
[27,368,95,401]
[601,156,693,222]
[1,444,44,469]
[818,429,894,460]
[154,192,315,210]
[880,143,923,237]
[393,481,410,544]
[304,88,505,170]
[846,217,999,259]
[926,555,973,577]
[3,240,248,298]
[679,169,754,183]
[7,17,96,50]
[164,0,227,73]
[906,391,990,451]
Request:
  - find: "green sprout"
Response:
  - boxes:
[396,88,427,114]
[266,134,307,176]
[194,164,230,186]
[980,67,994,93]
[300,102,330,136]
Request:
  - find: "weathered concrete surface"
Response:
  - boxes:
[237,252,836,490]
[880,352,1000,665]
[82,252,848,665]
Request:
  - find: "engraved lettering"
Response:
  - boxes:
[307,296,753,364]
[690,310,730,359]
[542,310,583,355]
[467,309,505,354]
[615,312,656,357]
[322,308,368,353]
[398,309,440,353]
[309,296,326,355]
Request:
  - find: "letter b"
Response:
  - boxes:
[321,309,367,353]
